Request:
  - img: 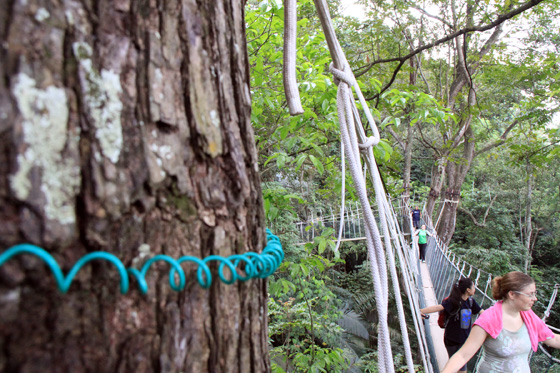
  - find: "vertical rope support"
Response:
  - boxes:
[474,270,481,288]
[389,202,433,373]
[440,248,450,302]
[433,241,445,301]
[283,0,304,115]
[282,0,427,369]
[377,194,416,372]
[333,143,346,252]
[310,0,406,368]
[480,276,492,308]
[442,264,456,301]
[543,284,560,321]
[336,84,393,372]
[486,274,492,297]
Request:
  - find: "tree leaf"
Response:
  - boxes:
[309,154,324,175]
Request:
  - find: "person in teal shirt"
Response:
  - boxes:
[414,224,433,262]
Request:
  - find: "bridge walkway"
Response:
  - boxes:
[420,260,447,371]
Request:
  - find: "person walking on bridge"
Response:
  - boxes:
[421,277,483,373]
[411,206,421,229]
[442,271,560,373]
[414,224,432,262]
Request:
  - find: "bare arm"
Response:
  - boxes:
[543,333,560,349]
[441,325,488,373]
[420,304,444,315]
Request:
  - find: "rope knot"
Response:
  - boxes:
[329,62,356,87]
[359,136,379,149]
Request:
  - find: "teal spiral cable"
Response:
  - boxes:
[0,229,283,294]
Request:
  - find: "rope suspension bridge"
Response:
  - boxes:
[294,201,389,244]
[288,200,560,372]
[1,0,558,371]
[278,0,560,369]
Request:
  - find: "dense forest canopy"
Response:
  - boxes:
[0,0,558,371]
[247,0,560,370]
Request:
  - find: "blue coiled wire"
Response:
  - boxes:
[0,229,283,294]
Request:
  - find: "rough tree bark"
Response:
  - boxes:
[423,10,505,245]
[403,56,417,206]
[0,0,269,372]
[435,124,476,244]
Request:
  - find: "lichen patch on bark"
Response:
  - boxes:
[73,41,124,164]
[10,73,80,225]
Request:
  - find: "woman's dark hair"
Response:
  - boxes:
[492,271,534,300]
[448,277,473,310]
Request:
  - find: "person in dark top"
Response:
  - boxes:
[411,206,421,229]
[420,278,483,373]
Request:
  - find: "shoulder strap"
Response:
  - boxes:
[451,306,461,316]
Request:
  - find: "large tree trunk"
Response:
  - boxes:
[0,1,269,372]
[402,50,418,207]
[425,156,446,219]
[424,15,503,239]
[436,124,476,245]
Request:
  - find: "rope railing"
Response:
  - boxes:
[283,0,558,368]
[283,0,422,369]
[415,205,560,370]
[388,197,434,372]
[293,198,403,244]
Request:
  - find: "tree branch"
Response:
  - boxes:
[458,194,497,227]
[402,29,432,94]
[356,0,546,98]
[416,124,442,157]
[449,118,471,149]
[386,125,405,151]
[409,6,453,28]
[249,14,274,57]
[475,119,519,156]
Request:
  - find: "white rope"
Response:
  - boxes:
[359,136,378,149]
[312,3,415,370]
[294,8,393,369]
[335,77,394,372]
[280,0,450,371]
[388,200,433,373]
[542,284,559,322]
[334,143,345,253]
[283,0,304,115]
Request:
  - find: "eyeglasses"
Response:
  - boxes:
[513,290,538,299]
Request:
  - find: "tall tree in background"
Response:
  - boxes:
[0,0,269,371]
[354,0,550,244]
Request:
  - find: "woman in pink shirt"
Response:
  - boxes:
[442,271,560,373]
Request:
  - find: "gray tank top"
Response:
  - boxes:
[475,323,531,372]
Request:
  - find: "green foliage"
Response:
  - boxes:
[263,185,305,224]
[248,0,560,371]
[248,0,343,184]
[268,235,351,372]
[379,89,455,130]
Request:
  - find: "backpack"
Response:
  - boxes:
[438,297,473,329]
